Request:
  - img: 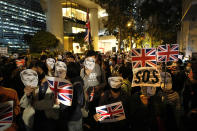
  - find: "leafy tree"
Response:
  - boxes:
[29,31,59,53]
[73,32,94,50]
[73,32,86,48]
[23,34,33,44]
[140,0,182,45]
[96,0,134,52]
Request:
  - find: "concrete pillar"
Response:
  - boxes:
[89,8,99,51]
[45,0,64,51]
[183,21,192,57]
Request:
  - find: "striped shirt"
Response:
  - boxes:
[163,90,181,110]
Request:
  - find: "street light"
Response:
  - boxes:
[127,22,132,27]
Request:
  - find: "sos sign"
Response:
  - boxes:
[132,67,161,87]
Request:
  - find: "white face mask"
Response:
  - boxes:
[58,55,62,60]
[84,57,95,70]
[46,58,55,69]
[108,77,123,89]
[20,69,38,87]
[55,61,67,78]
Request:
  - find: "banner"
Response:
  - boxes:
[131,48,157,68]
[46,76,73,106]
[0,47,8,54]
[132,67,161,87]
[157,44,179,62]
[96,101,126,123]
[0,101,13,131]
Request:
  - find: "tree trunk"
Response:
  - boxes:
[118,28,121,52]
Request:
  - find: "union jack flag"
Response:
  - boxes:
[89,87,95,102]
[131,48,157,68]
[46,76,73,106]
[157,44,179,62]
[16,59,25,67]
[0,101,13,131]
[96,101,126,123]
[84,9,92,45]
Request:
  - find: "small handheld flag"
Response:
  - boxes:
[46,76,73,106]
[0,101,13,131]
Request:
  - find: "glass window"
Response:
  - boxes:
[72,27,85,33]
[62,8,87,21]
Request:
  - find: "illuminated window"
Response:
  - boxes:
[72,27,85,33]
[62,8,87,21]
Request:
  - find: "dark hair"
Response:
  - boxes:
[85,50,96,58]
[67,53,75,59]
[29,61,48,74]
[66,62,81,79]
[40,55,47,61]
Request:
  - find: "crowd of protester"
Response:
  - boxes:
[0,50,197,131]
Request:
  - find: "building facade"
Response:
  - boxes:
[41,0,120,53]
[0,0,46,53]
[180,0,197,59]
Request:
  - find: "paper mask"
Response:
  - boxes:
[108,77,123,89]
[58,55,62,60]
[55,61,67,78]
[46,58,55,69]
[20,69,38,87]
[84,57,95,70]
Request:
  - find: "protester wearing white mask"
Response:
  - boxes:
[80,50,106,119]
[84,57,96,71]
[20,69,38,88]
[55,61,67,79]
[46,58,55,69]
[46,58,55,76]
[108,76,123,92]
[20,64,59,131]
[93,75,129,131]
[80,50,106,93]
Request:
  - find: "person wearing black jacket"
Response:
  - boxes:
[59,62,84,131]
[92,76,129,131]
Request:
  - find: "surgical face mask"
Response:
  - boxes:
[108,77,123,89]
[84,57,95,70]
